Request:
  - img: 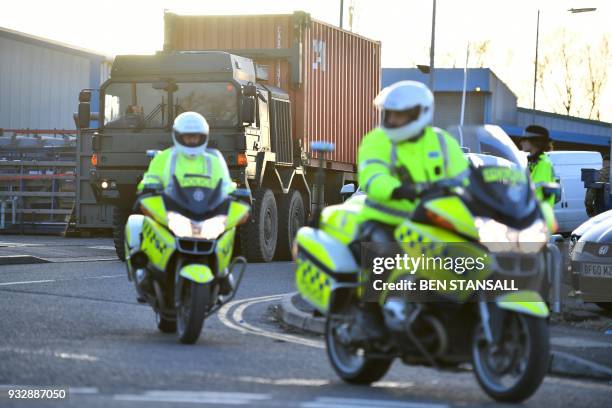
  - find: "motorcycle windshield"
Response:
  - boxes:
[466,165,536,223]
[163,176,229,220]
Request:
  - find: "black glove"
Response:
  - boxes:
[391,183,418,200]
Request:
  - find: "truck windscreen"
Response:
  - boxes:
[103,82,238,130]
[104,83,167,129]
[174,82,238,128]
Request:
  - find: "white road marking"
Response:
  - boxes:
[0,279,55,286]
[237,376,330,386]
[0,347,98,362]
[217,294,324,349]
[113,390,270,405]
[0,274,122,287]
[301,397,448,408]
[40,257,118,263]
[87,246,116,250]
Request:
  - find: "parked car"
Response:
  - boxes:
[547,151,603,234]
[569,209,612,311]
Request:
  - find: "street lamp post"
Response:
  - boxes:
[429,0,437,91]
[532,7,596,119]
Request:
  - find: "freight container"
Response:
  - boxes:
[76,11,381,263]
[163,11,381,167]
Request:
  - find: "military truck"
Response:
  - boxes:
[74,12,381,262]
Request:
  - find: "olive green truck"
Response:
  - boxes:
[74,12,380,262]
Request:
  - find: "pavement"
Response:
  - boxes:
[0,236,117,264]
[1,235,611,407]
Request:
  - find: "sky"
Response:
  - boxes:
[1,0,610,121]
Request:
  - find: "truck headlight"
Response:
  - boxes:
[167,212,227,240]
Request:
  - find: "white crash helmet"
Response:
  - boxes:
[172,112,210,157]
[374,80,434,143]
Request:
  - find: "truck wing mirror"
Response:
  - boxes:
[243,84,257,97]
[78,90,92,129]
[241,97,256,124]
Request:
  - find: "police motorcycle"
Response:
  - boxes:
[125,158,251,344]
[294,139,561,402]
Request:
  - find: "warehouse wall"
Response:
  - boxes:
[433,92,485,128]
[0,29,107,131]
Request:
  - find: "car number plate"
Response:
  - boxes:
[582,263,612,278]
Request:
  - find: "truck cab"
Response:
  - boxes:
[77,51,309,262]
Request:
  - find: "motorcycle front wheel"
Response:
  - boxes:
[176,281,210,344]
[325,316,392,385]
[472,312,549,403]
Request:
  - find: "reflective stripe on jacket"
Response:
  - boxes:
[357,126,469,225]
[137,147,233,195]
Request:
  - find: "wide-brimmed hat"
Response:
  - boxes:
[522,124,550,142]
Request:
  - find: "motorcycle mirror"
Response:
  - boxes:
[146,150,161,158]
[340,183,356,201]
[231,188,252,200]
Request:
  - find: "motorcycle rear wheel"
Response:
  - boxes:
[472,313,549,403]
[176,281,210,344]
[325,316,392,384]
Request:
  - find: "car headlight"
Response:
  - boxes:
[475,217,547,253]
[167,212,227,240]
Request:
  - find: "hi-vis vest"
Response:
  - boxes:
[357,126,469,225]
[529,153,555,206]
[138,147,233,194]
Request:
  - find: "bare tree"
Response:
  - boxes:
[585,36,610,120]
[469,40,490,68]
[556,38,576,115]
[538,29,583,116]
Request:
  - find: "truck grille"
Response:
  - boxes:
[270,99,293,164]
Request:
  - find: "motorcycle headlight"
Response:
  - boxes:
[196,215,227,240]
[475,217,547,253]
[167,212,227,240]
[168,212,193,238]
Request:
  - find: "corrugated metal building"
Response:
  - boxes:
[0,26,110,132]
[382,68,611,154]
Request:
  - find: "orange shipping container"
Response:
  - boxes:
[163,11,381,167]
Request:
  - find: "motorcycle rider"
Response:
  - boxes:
[356,81,470,338]
[125,111,234,301]
[519,125,555,206]
[358,80,469,241]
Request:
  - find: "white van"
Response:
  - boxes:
[547,151,603,234]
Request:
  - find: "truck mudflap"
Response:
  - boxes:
[295,227,359,314]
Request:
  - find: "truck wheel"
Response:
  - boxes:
[240,188,278,263]
[113,206,129,261]
[276,190,305,260]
